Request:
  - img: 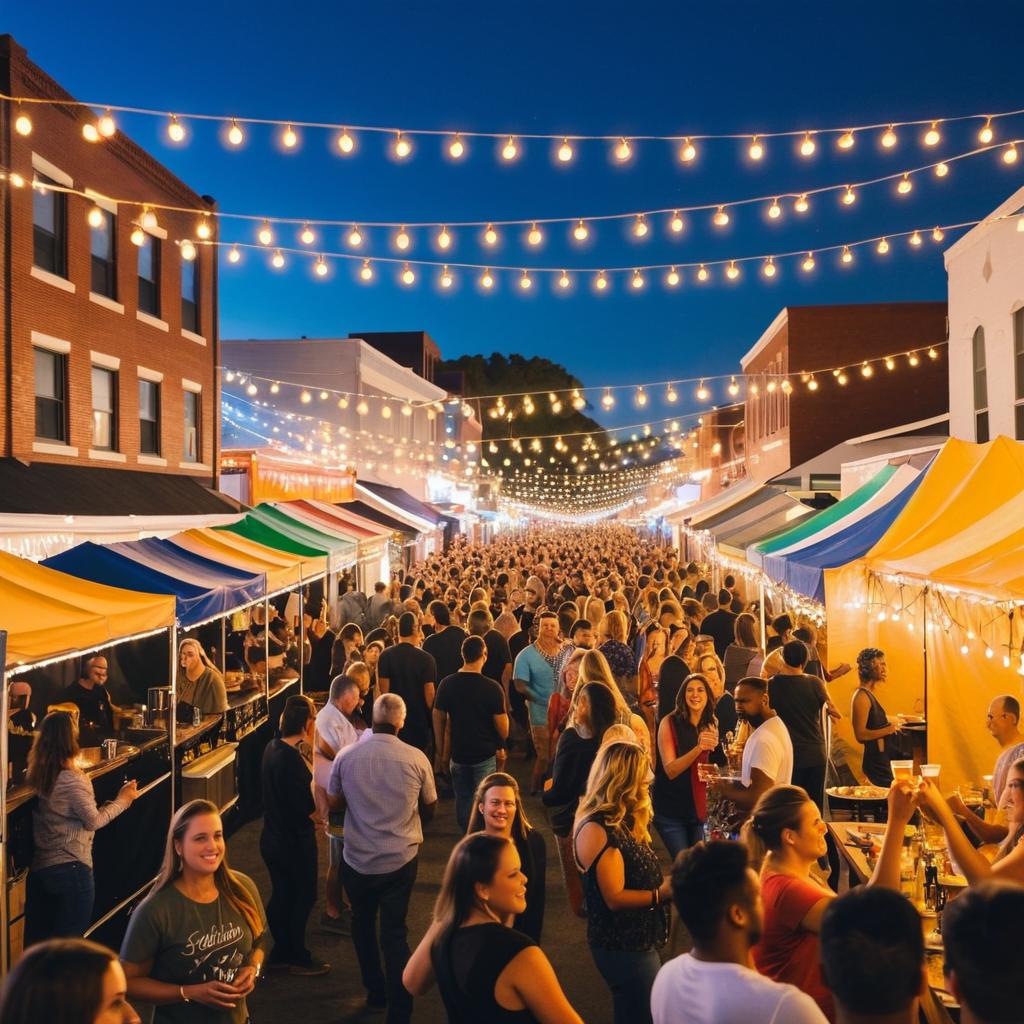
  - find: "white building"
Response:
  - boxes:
[944,185,1024,442]
[221,337,448,499]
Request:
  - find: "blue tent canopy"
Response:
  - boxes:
[43,539,265,627]
[760,471,927,603]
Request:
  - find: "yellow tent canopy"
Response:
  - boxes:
[168,528,311,592]
[825,437,1024,788]
[0,549,175,670]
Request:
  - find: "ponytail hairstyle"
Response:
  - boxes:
[741,785,811,872]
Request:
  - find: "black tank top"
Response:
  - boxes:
[432,923,538,1023]
[856,686,894,785]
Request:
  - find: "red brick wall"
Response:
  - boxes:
[743,315,792,483]
[1,35,219,483]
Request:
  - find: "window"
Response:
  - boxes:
[183,390,200,462]
[1015,309,1024,440]
[90,207,117,298]
[34,347,66,441]
[138,234,161,317]
[91,367,118,450]
[33,174,67,277]
[138,379,160,455]
[181,253,199,334]
[973,326,989,443]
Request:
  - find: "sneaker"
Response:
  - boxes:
[289,958,331,977]
[320,909,351,935]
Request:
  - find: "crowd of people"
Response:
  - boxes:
[4,525,1024,1024]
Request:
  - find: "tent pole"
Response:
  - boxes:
[921,588,929,763]
[759,580,767,655]
[298,583,305,696]
[169,625,178,813]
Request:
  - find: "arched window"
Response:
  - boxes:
[973,326,988,443]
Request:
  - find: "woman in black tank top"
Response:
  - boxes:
[403,833,581,1023]
[851,649,903,787]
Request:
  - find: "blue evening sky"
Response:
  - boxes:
[6,2,1022,430]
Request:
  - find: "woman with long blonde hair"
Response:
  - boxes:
[177,638,228,715]
[573,741,669,1024]
[121,800,266,1020]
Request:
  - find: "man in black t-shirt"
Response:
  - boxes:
[700,589,739,661]
[768,640,841,810]
[377,613,437,752]
[61,655,115,742]
[432,635,509,831]
[422,601,468,684]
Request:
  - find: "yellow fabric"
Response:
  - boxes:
[171,529,318,586]
[825,437,1024,789]
[0,550,175,669]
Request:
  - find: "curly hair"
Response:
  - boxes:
[576,739,653,844]
[856,647,885,683]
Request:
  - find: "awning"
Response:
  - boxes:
[43,539,265,628]
[692,485,788,535]
[279,500,390,541]
[0,550,175,669]
[216,515,336,560]
[715,494,815,553]
[355,482,437,534]
[664,477,760,528]
[337,500,418,536]
[359,481,441,526]
[171,527,323,584]
[246,504,357,568]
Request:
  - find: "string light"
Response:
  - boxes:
[601,389,615,410]
[87,205,104,228]
[768,198,782,220]
[713,206,730,227]
[861,361,874,377]
[359,259,374,281]
[395,227,411,250]
[558,270,571,289]
[440,265,453,288]
[697,264,710,282]
[877,237,890,254]
[271,249,285,269]
[799,132,816,157]
[573,220,589,241]
[502,136,519,161]
[437,227,451,250]
[633,215,649,238]
[909,230,923,247]
[679,137,697,162]
[881,125,898,148]
[82,122,100,143]
[842,185,857,205]
[557,138,574,163]
[631,270,645,290]
[519,270,532,290]
[314,255,328,277]
[401,263,416,285]
[935,161,949,177]
[979,118,994,144]
[794,194,810,213]
[802,252,816,272]
[908,352,920,366]
[838,130,855,150]
[300,224,315,245]
[228,245,241,263]
[726,261,740,280]
[897,173,913,194]
[748,136,764,160]
[670,212,684,233]
[180,239,197,261]
[481,269,494,289]
[394,132,412,159]
[448,134,465,159]
[763,257,777,277]
[924,122,942,146]
[347,226,363,247]
[281,124,298,148]
[696,380,709,401]
[337,129,355,154]
[728,377,740,397]
[932,226,945,241]
[595,271,608,291]
[167,115,185,143]
[614,138,632,161]
[841,245,853,264]
[666,267,680,287]
[196,218,212,240]
[258,221,273,246]
[227,119,244,146]
[1003,143,1019,164]
[14,111,32,136]
[527,223,543,246]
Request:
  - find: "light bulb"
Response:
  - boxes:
[666,383,678,402]
[448,134,465,159]
[807,376,818,391]
[881,125,897,148]
[573,220,589,241]
[841,246,853,264]
[337,130,355,154]
[300,225,315,245]
[338,395,348,408]
[258,221,273,246]
[359,260,374,281]
[130,225,146,246]
[82,122,100,143]
[861,361,873,377]
[978,118,994,145]
[924,121,941,146]
[502,136,518,161]
[794,194,809,213]
[763,258,776,278]
[748,136,764,160]
[395,228,410,250]
[713,206,730,227]
[437,227,451,250]
[885,356,895,370]
[768,198,782,220]
[909,230,923,247]
[802,252,815,272]
[180,239,197,261]
[897,174,913,194]
[877,237,890,254]
[394,133,412,159]
[697,264,709,282]
[315,257,328,277]
[98,111,116,137]
[14,113,32,136]
[87,205,104,228]
[908,352,920,366]
[167,116,185,143]
[842,186,856,205]
[726,261,740,280]
[935,161,949,178]
[927,347,939,360]
[481,270,494,289]
[381,403,392,419]
[679,137,697,162]
[559,272,571,289]
[728,377,739,397]
[614,138,632,161]
[696,382,709,401]
[837,372,849,386]
[631,271,644,290]
[401,264,415,285]
[633,216,648,238]
[282,125,298,148]
[527,224,543,246]
[595,272,608,291]
[196,219,212,240]
[519,272,532,290]
[1003,143,1019,164]
[557,138,574,162]
[837,129,855,150]
[483,224,498,246]
[140,207,158,231]
[932,226,945,242]
[634,388,648,407]
[356,399,369,415]
[228,245,241,264]
[347,226,363,247]
[228,120,244,146]
[271,249,285,269]
[300,390,313,404]
[666,268,680,287]
[670,212,684,233]
[799,132,816,157]
[401,402,413,417]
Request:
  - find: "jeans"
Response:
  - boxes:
[653,814,705,862]
[590,946,661,1024]
[25,860,94,945]
[450,756,496,833]
[261,832,318,966]
[341,856,418,1023]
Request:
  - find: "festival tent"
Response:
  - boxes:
[338,499,420,536]
[243,504,357,570]
[167,528,309,591]
[216,513,342,566]
[42,540,265,629]
[0,549,176,668]
[825,436,1024,787]
[711,493,815,556]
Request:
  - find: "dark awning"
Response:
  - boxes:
[358,481,442,526]
[337,500,417,535]
[0,460,240,516]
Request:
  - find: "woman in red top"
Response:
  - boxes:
[547,648,585,762]
[743,784,913,1022]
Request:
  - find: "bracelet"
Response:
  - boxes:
[180,985,190,1003]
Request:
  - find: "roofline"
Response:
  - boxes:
[943,184,1024,266]
[740,308,789,368]
[843,413,950,446]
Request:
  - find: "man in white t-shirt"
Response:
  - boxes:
[716,676,794,815]
[652,839,827,1024]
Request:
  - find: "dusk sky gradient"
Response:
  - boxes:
[7,2,1023,431]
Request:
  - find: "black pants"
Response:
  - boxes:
[261,831,318,966]
[341,856,418,1023]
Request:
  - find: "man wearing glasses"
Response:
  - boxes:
[948,694,1024,844]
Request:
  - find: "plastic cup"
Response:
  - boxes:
[921,764,941,779]
[891,760,915,781]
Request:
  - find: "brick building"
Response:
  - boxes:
[0,36,228,515]
[741,303,949,485]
